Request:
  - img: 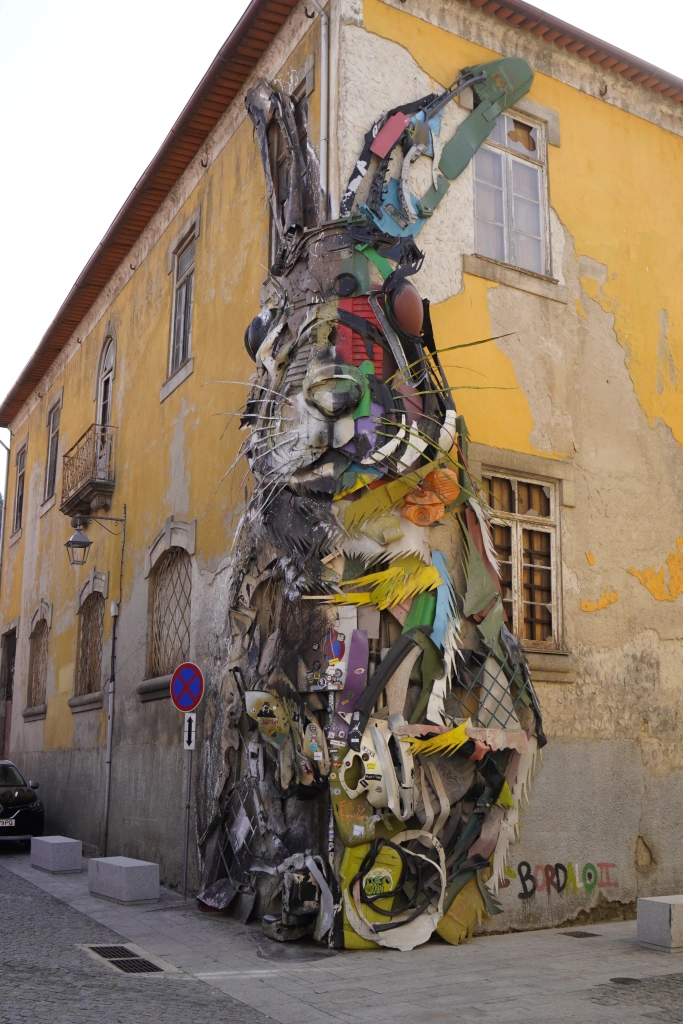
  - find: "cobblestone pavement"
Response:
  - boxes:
[591,972,683,1023]
[5,849,683,1024]
[0,863,272,1024]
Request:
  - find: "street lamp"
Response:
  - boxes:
[64,511,126,568]
[65,519,93,566]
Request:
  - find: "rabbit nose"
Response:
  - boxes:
[303,362,367,418]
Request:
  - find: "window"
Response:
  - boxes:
[77,592,105,695]
[150,547,192,677]
[482,473,559,647]
[28,619,49,707]
[169,236,196,376]
[474,114,548,276]
[44,404,61,500]
[13,444,27,533]
[98,338,114,427]
[0,764,24,786]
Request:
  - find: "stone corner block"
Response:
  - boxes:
[88,856,159,904]
[637,895,683,952]
[31,835,83,873]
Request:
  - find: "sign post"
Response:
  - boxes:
[171,663,204,900]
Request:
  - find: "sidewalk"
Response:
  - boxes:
[3,847,683,1024]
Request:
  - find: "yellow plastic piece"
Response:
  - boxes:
[403,720,471,757]
[340,842,404,949]
[436,876,489,946]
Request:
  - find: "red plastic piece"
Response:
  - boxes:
[336,297,383,376]
[370,111,411,158]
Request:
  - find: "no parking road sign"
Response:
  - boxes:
[171,662,204,713]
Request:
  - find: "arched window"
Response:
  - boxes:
[28,620,49,708]
[77,592,105,695]
[150,547,192,677]
[98,337,115,427]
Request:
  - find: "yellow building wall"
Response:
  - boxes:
[0,25,319,755]
[363,0,683,456]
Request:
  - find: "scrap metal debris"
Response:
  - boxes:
[200,54,544,952]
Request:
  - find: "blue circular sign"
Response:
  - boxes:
[170,662,204,713]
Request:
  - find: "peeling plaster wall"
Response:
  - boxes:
[336,0,683,931]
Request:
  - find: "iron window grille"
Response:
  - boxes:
[28,619,49,708]
[482,473,560,648]
[169,236,196,377]
[13,445,26,533]
[150,547,192,677]
[447,647,531,729]
[45,404,61,501]
[77,592,105,695]
[474,113,549,276]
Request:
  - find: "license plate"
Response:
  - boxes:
[0,820,15,827]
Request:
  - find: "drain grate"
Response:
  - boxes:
[88,945,163,974]
[562,930,600,938]
[90,945,140,960]
[112,958,163,974]
[610,977,642,986]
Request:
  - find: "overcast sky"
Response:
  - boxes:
[1,0,681,493]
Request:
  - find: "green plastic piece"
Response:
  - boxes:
[417,57,534,218]
[475,597,505,661]
[462,529,498,618]
[402,591,437,632]
[407,627,444,724]
[352,359,375,419]
[355,243,393,280]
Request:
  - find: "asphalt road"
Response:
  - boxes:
[0,862,273,1024]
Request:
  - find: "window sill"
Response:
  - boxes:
[160,358,193,403]
[463,254,568,304]
[22,704,47,722]
[524,649,578,684]
[68,690,104,713]
[9,528,22,547]
[39,494,56,518]
[137,675,172,702]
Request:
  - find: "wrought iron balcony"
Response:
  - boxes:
[60,424,116,516]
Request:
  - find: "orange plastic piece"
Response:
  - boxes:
[424,468,461,505]
[401,486,445,526]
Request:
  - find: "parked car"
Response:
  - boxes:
[0,761,44,848]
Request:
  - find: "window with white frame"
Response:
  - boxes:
[169,235,196,377]
[474,113,548,276]
[44,403,61,501]
[482,473,559,647]
[98,338,114,427]
[13,443,27,533]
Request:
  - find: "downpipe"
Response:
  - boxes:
[102,503,126,856]
[102,601,118,856]
[307,0,329,218]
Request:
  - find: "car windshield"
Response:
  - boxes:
[0,765,25,786]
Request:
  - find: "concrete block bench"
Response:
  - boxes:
[638,895,683,952]
[31,836,82,873]
[88,856,159,905]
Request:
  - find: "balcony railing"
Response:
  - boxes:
[60,424,116,515]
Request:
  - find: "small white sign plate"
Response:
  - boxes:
[183,712,197,751]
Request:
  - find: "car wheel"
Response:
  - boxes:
[21,840,31,852]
